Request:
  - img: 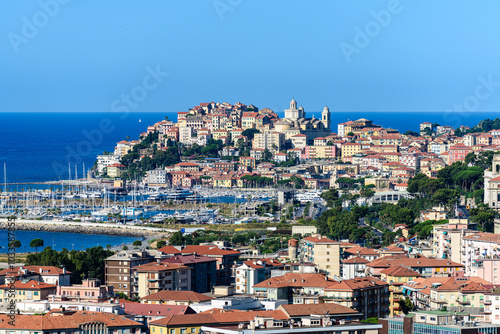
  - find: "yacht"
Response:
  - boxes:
[164,189,194,201]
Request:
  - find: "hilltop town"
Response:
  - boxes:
[3,102,500,334]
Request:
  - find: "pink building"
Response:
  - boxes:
[52,279,114,302]
[470,259,500,284]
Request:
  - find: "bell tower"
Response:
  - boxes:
[322,105,331,130]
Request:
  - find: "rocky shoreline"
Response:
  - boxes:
[0,220,170,238]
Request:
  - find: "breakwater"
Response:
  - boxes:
[0,219,174,238]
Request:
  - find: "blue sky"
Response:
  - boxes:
[1,0,500,114]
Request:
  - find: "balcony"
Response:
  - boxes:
[457,298,470,305]
[483,308,492,314]
[430,298,447,304]
[485,299,492,305]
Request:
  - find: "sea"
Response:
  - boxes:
[2,110,499,185]
[0,110,499,250]
[0,229,137,254]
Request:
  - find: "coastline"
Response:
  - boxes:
[0,218,176,239]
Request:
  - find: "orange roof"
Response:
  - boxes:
[0,311,140,330]
[150,310,288,327]
[303,236,337,244]
[380,265,421,277]
[253,273,336,289]
[344,246,379,256]
[160,245,241,257]
[325,277,388,291]
[343,256,370,264]
[367,255,463,269]
[0,279,56,290]
[132,262,188,272]
[141,290,214,302]
[242,259,283,269]
[0,265,70,276]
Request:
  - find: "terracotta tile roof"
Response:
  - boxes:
[0,279,56,290]
[158,245,182,254]
[367,255,463,269]
[159,245,241,256]
[253,273,336,289]
[141,290,214,302]
[241,259,283,269]
[462,232,500,243]
[150,310,288,327]
[343,256,370,264]
[344,246,379,256]
[325,277,388,291]
[303,236,337,244]
[161,254,217,265]
[132,262,188,272]
[380,265,421,277]
[0,311,141,330]
[124,303,194,316]
[278,303,358,317]
[0,266,70,276]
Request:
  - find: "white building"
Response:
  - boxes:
[179,126,193,145]
[146,169,168,185]
[235,259,284,294]
[342,257,369,280]
[97,154,121,174]
[15,299,123,314]
[462,232,500,276]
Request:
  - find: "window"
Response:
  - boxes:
[170,330,175,334]
[180,329,186,334]
[191,329,196,334]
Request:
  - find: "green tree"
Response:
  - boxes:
[30,238,44,253]
[122,245,129,250]
[169,231,183,246]
[9,240,21,249]
[132,240,142,247]
[398,297,415,314]
[156,240,167,248]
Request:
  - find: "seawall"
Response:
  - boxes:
[0,219,176,238]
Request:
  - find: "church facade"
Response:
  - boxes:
[274,98,331,143]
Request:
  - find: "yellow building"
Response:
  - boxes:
[380,266,421,317]
[341,143,362,159]
[299,235,341,278]
[212,130,229,140]
[0,280,56,302]
[106,163,126,178]
[213,174,235,188]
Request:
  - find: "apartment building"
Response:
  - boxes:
[323,277,390,319]
[380,310,500,334]
[0,280,56,302]
[462,232,500,278]
[431,219,479,264]
[105,250,167,297]
[367,255,463,278]
[299,236,341,279]
[253,132,284,153]
[0,265,71,286]
[52,278,114,303]
[253,273,336,304]
[133,262,192,298]
[161,254,217,293]
[235,259,284,294]
[380,266,421,317]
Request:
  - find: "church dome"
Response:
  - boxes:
[323,106,329,112]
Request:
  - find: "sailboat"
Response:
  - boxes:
[139,118,142,123]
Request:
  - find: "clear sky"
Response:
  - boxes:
[1,0,500,114]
